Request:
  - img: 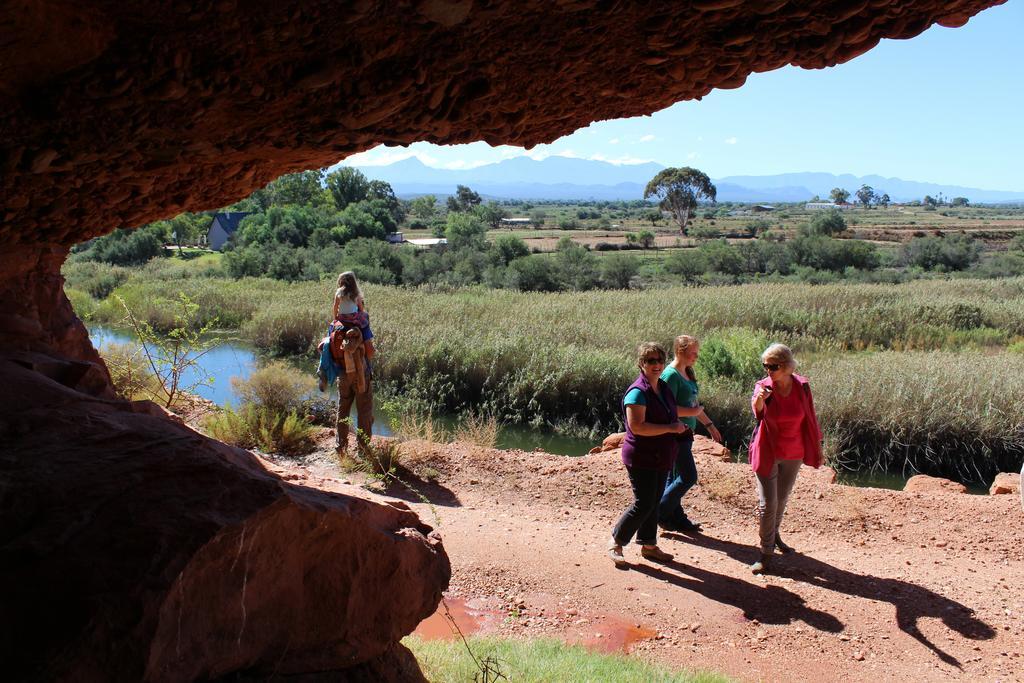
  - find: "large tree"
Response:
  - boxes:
[325,167,369,210]
[643,167,716,235]
[855,184,875,209]
[446,184,482,213]
[829,187,850,204]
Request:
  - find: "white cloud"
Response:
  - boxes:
[609,138,620,144]
[639,134,656,143]
[697,136,704,142]
[724,137,738,145]
[687,152,698,160]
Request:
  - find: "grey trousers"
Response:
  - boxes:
[755,459,802,554]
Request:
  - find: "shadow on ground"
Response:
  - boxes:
[666,532,995,668]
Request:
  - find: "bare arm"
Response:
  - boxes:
[626,404,685,437]
[677,404,703,417]
[332,293,340,320]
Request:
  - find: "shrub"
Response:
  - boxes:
[600,253,640,289]
[506,256,561,292]
[453,411,500,448]
[100,342,164,401]
[203,404,316,456]
[231,361,314,415]
[663,249,708,281]
[808,209,847,236]
[901,234,980,271]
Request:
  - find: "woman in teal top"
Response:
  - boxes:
[658,335,723,532]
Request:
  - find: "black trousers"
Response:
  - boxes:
[612,466,668,547]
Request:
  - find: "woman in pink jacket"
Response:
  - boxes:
[748,343,823,574]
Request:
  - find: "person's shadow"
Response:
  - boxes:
[381,464,462,508]
[628,558,844,634]
[670,532,996,667]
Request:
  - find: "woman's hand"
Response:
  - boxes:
[752,384,772,416]
[706,423,723,443]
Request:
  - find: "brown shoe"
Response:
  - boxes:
[640,545,673,563]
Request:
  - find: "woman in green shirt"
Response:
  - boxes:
[658,335,723,532]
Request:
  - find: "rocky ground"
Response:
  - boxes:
[261,433,1023,683]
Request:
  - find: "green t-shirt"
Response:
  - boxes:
[661,366,699,429]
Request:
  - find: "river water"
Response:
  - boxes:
[87,325,597,455]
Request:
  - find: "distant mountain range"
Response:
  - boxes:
[349,157,1024,204]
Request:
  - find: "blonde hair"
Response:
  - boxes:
[761,343,796,369]
[336,271,360,300]
[673,334,699,379]
[636,341,666,370]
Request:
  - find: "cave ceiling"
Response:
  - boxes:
[0,0,1004,247]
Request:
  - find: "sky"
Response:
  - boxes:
[344,2,1024,190]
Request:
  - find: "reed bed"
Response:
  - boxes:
[67,266,1024,479]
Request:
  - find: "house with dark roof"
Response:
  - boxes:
[206,212,252,250]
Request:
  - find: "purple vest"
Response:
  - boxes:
[620,374,679,472]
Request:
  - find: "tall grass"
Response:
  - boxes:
[67,264,1024,479]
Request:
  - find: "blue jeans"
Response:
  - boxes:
[658,438,697,526]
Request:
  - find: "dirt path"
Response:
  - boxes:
[276,437,1024,682]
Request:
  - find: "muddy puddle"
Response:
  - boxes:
[413,596,657,654]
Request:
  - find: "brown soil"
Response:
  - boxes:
[267,435,1024,682]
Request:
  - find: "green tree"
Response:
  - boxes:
[475,201,508,229]
[950,196,969,207]
[444,212,488,250]
[637,230,656,249]
[663,249,708,282]
[446,185,482,213]
[600,253,640,289]
[805,209,847,236]
[829,187,850,204]
[855,184,875,209]
[410,195,438,221]
[488,234,530,265]
[367,179,404,224]
[923,195,938,207]
[325,167,370,210]
[877,193,890,208]
[645,209,661,226]
[528,209,547,228]
[555,238,599,290]
[643,167,716,235]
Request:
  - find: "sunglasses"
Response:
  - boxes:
[643,357,666,365]
[763,363,781,372]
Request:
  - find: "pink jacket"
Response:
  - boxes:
[749,373,823,478]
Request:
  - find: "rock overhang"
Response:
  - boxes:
[0,0,1005,247]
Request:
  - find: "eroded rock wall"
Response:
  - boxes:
[1,0,1004,248]
[0,358,447,681]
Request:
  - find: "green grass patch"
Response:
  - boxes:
[403,635,729,683]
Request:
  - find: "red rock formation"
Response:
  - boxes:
[988,471,1021,496]
[904,474,968,494]
[0,1,1005,679]
[0,357,447,681]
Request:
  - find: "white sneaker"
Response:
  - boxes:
[608,538,627,567]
